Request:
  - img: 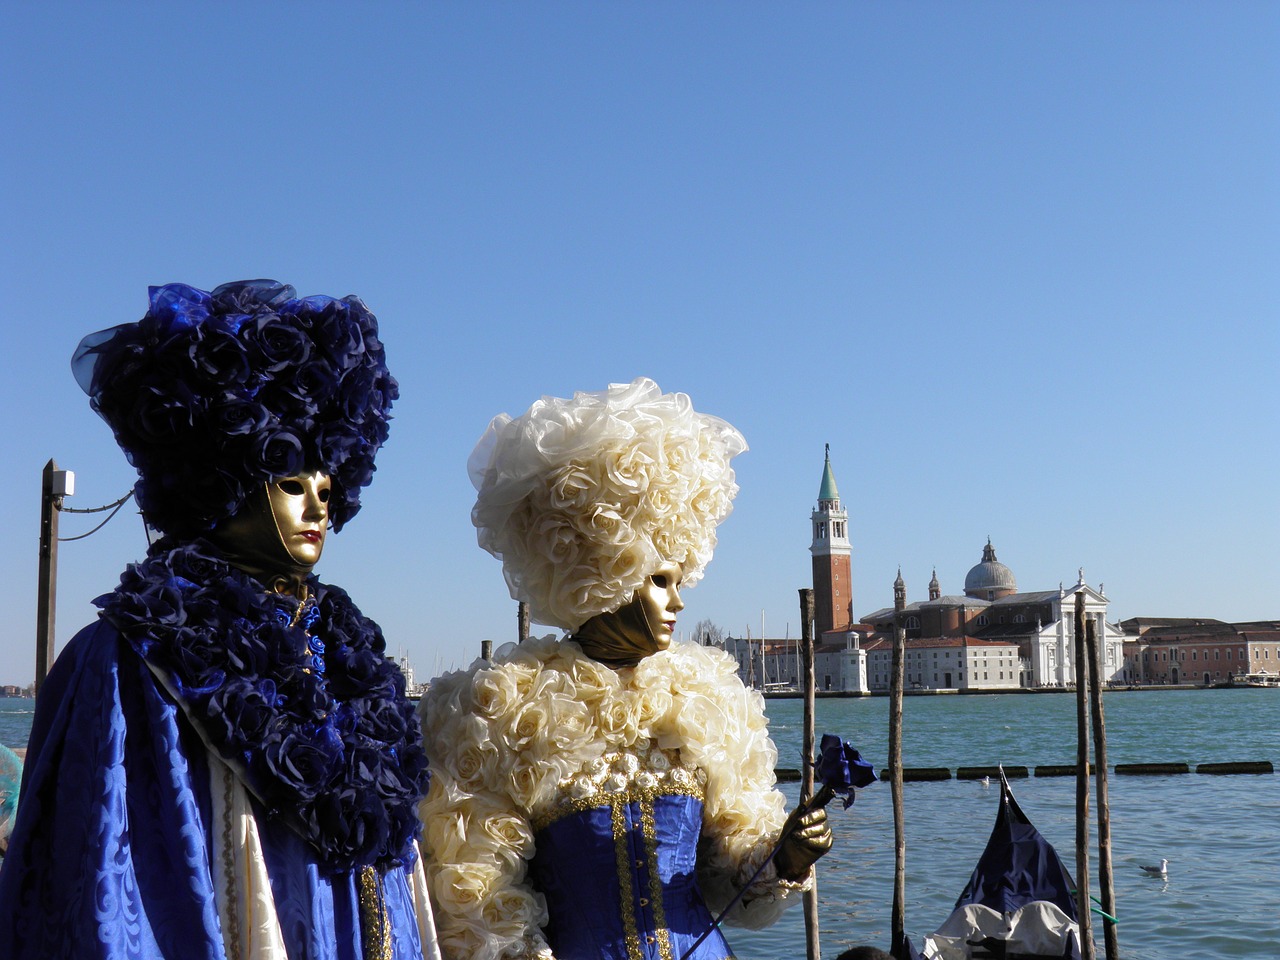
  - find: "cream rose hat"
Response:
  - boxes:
[468,378,747,631]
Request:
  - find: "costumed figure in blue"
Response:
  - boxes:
[418,379,832,960]
[0,281,440,960]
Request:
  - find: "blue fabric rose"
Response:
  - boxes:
[96,540,430,874]
[815,733,878,810]
[73,280,397,538]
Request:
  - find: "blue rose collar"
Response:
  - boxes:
[96,540,430,875]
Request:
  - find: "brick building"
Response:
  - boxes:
[1121,618,1280,685]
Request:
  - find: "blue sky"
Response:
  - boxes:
[2,3,1276,686]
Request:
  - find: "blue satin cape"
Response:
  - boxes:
[0,620,425,960]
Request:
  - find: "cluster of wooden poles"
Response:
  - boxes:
[795,588,1119,960]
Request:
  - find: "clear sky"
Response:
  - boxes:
[2,2,1276,686]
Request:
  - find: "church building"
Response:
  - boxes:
[859,542,1129,690]
[810,444,852,637]
[807,446,873,691]
[726,449,1129,693]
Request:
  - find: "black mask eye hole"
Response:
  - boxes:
[278,480,305,495]
[318,487,330,503]
[651,574,668,588]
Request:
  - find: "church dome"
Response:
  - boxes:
[964,539,1017,598]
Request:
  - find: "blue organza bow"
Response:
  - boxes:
[814,733,878,810]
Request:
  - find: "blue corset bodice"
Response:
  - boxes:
[529,746,733,960]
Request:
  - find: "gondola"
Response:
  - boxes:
[910,769,1082,960]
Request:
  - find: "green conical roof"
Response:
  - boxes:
[819,446,839,501]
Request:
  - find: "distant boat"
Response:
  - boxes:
[1213,673,1280,689]
[911,769,1082,959]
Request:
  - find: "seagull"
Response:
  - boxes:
[979,776,991,788]
[1140,858,1169,878]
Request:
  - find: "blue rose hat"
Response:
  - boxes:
[73,280,397,538]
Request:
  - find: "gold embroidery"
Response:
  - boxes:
[533,782,705,833]
[612,800,644,960]
[221,765,242,960]
[640,798,673,960]
[358,866,393,960]
[531,742,705,832]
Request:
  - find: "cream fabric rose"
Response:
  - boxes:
[469,379,746,630]
[418,637,806,960]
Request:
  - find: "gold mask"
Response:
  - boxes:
[210,471,331,588]
[573,561,685,668]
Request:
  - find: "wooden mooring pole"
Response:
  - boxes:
[1086,616,1119,959]
[889,585,907,957]
[35,459,62,696]
[1073,592,1097,960]
[798,588,820,960]
[518,601,530,643]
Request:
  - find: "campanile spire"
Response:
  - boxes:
[810,445,852,636]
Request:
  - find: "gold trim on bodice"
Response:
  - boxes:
[530,740,707,833]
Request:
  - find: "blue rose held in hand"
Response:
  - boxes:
[815,733,878,810]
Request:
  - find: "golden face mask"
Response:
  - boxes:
[267,472,332,567]
[573,561,685,668]
[210,471,331,586]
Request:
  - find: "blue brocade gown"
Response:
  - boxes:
[530,793,734,960]
[0,620,427,960]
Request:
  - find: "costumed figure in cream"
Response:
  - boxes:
[418,378,832,960]
[0,281,439,960]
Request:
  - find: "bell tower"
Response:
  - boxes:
[810,445,853,637]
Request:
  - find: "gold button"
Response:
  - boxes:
[635,859,644,868]
[639,898,650,906]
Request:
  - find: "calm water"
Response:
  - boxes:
[0,700,35,755]
[739,690,1280,959]
[2,690,1277,958]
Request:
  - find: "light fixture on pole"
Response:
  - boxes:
[36,460,74,694]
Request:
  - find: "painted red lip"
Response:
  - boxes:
[300,531,321,544]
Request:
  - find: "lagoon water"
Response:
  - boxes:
[739,690,1280,959]
[2,689,1277,958]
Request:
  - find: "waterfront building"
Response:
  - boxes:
[723,448,872,693]
[810,444,853,638]
[861,633,1023,691]
[1120,619,1280,685]
[859,545,1129,691]
[723,627,872,693]
[807,448,870,692]
[728,449,1131,694]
